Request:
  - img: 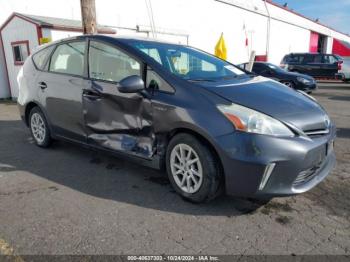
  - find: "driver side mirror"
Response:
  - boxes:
[118,75,145,93]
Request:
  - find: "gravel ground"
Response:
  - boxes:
[0,82,349,255]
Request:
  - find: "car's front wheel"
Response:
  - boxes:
[29,107,52,147]
[281,81,295,89]
[166,133,222,203]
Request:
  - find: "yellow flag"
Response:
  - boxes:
[215,33,227,60]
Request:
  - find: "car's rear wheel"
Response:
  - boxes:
[166,133,222,203]
[29,107,52,148]
[281,81,295,89]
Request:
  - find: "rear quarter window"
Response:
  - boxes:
[32,45,55,70]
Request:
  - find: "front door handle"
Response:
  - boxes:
[38,82,47,90]
[83,89,101,100]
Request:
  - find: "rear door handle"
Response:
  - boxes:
[38,82,47,90]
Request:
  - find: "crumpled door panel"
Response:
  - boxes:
[83,81,155,158]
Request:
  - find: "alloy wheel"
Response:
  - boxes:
[31,113,46,144]
[283,81,293,88]
[170,143,203,194]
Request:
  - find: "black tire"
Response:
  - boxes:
[29,107,52,148]
[166,133,223,203]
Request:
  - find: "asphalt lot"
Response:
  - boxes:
[0,82,349,255]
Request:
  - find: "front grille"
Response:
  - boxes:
[293,164,322,186]
[304,129,329,138]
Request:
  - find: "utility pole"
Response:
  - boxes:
[80,0,97,34]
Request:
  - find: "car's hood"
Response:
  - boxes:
[280,70,314,80]
[199,76,327,131]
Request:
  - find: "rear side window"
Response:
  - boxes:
[303,55,315,63]
[32,45,55,70]
[49,41,86,76]
[323,55,338,64]
[313,55,323,63]
[89,41,141,83]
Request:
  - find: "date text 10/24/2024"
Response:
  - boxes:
[127,255,219,261]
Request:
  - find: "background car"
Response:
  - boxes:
[339,57,350,82]
[238,62,317,93]
[280,53,343,79]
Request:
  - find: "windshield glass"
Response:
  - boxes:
[129,41,246,81]
[265,63,287,73]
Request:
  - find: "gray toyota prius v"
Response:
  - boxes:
[17,35,336,203]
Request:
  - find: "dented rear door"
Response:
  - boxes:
[83,40,155,158]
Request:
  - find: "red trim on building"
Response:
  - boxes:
[255,55,268,62]
[36,25,43,45]
[11,40,30,66]
[332,39,350,56]
[0,33,12,97]
[309,32,319,52]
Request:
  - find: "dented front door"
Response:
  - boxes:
[83,40,155,158]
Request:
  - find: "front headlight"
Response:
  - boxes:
[297,77,311,84]
[217,103,295,137]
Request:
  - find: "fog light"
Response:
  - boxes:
[259,163,276,190]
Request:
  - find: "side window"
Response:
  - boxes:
[313,55,322,63]
[89,41,141,82]
[49,41,85,76]
[32,45,55,70]
[146,67,174,93]
[303,55,314,63]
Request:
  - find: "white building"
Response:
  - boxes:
[0,13,115,99]
[1,0,350,99]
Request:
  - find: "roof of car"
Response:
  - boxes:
[32,34,185,55]
[42,34,183,46]
[287,53,334,56]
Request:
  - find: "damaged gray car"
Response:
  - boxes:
[17,35,336,203]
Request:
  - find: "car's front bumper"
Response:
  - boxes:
[214,124,336,198]
[295,82,317,92]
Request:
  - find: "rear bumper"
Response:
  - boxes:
[335,73,345,80]
[214,125,336,198]
[18,103,27,125]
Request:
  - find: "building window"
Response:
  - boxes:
[11,41,30,65]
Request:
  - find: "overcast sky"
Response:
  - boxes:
[0,0,349,35]
[273,0,350,34]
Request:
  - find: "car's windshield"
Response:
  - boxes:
[129,41,246,81]
[265,63,286,73]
